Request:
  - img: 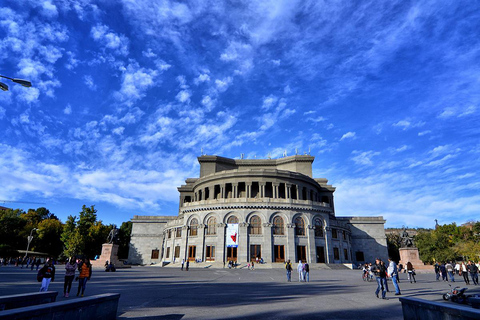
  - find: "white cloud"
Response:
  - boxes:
[41,1,58,18]
[84,75,97,91]
[176,90,191,103]
[194,73,210,85]
[340,132,356,141]
[91,24,129,56]
[351,150,379,166]
[261,95,278,110]
[114,63,158,106]
[215,77,233,92]
[63,104,72,115]
[392,119,425,130]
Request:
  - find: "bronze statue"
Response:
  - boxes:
[107,225,119,244]
[400,226,414,248]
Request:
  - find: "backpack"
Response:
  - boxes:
[37,269,44,282]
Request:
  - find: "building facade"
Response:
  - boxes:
[128,155,388,266]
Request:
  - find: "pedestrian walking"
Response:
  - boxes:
[460,261,470,285]
[186,260,189,271]
[64,257,77,297]
[181,259,184,271]
[297,260,304,282]
[381,261,390,292]
[285,260,292,282]
[251,261,255,270]
[446,261,455,282]
[406,262,416,283]
[39,259,55,292]
[304,262,310,282]
[373,258,387,299]
[387,258,401,295]
[76,258,92,297]
[35,258,41,271]
[440,262,448,281]
[434,262,440,281]
[467,260,478,285]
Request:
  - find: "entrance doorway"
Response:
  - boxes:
[316,246,326,263]
[250,245,261,262]
[188,245,196,261]
[296,245,307,262]
[274,245,285,262]
[205,245,215,261]
[226,247,237,261]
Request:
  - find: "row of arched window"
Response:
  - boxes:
[185,216,326,237]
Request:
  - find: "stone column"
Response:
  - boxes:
[182,225,189,261]
[286,184,292,199]
[286,223,296,262]
[198,224,206,261]
[232,183,238,198]
[307,225,316,264]
[324,226,332,264]
[216,223,226,265]
[259,182,266,198]
[273,183,279,199]
[238,222,249,262]
[221,184,225,199]
[262,223,273,263]
[295,185,300,200]
[246,183,251,198]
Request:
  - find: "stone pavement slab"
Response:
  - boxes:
[1,265,479,319]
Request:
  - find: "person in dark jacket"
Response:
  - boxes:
[64,257,77,297]
[373,258,387,299]
[39,259,55,292]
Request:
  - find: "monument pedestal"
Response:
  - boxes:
[399,247,432,272]
[91,243,130,269]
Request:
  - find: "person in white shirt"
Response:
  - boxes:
[387,258,401,295]
[297,260,304,282]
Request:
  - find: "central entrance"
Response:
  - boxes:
[274,245,285,262]
[188,245,196,261]
[250,245,261,262]
[226,247,237,261]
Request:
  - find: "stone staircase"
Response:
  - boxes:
[160,261,354,270]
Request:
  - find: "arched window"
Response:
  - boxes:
[206,217,216,235]
[249,215,262,235]
[314,217,323,237]
[189,218,198,236]
[295,217,305,236]
[227,216,238,224]
[273,216,284,235]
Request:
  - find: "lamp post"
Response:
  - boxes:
[0,75,32,91]
[25,228,38,258]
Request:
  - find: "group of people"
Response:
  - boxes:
[37,257,92,298]
[285,260,309,282]
[435,261,479,285]
[1,256,44,270]
[370,258,404,300]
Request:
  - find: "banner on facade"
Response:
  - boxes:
[226,223,238,247]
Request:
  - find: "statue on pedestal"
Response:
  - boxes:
[107,225,119,244]
[400,226,414,248]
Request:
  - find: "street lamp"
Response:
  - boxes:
[25,228,38,258]
[0,74,32,91]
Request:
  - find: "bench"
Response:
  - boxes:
[0,293,120,320]
[469,297,480,309]
[400,296,480,320]
[0,291,57,311]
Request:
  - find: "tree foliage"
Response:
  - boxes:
[61,205,110,259]
[415,222,480,263]
[118,221,132,259]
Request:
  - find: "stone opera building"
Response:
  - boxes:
[128,155,388,266]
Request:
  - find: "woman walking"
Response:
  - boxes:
[460,261,470,285]
[77,258,92,297]
[406,261,416,283]
[64,257,77,297]
[39,259,55,292]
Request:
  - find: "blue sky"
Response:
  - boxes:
[1,1,479,228]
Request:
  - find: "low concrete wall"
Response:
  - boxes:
[0,293,120,320]
[0,291,57,311]
[400,296,480,320]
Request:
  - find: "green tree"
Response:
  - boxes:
[61,205,109,259]
[35,218,64,257]
[0,209,26,251]
[118,221,132,259]
[386,233,401,262]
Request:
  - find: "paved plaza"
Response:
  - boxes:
[1,265,479,319]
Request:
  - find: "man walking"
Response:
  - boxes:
[304,262,310,282]
[434,262,440,281]
[285,260,292,282]
[468,261,479,285]
[373,258,387,300]
[387,258,401,296]
[446,261,455,282]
